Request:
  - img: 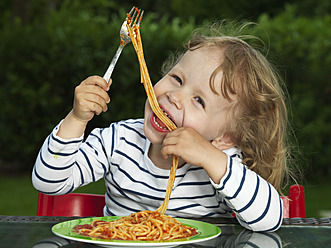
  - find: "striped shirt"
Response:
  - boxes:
[32,118,282,231]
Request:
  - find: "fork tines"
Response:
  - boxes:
[128,6,144,26]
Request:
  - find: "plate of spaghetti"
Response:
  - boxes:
[52,210,221,247]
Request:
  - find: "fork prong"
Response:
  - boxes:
[137,10,144,27]
[135,9,142,24]
[131,8,139,26]
[128,6,135,17]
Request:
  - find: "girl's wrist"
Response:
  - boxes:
[57,110,87,139]
[202,149,228,184]
[71,110,90,125]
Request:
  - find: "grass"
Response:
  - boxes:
[0,175,330,217]
[0,175,106,216]
[304,181,331,218]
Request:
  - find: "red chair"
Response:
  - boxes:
[37,192,105,217]
[281,185,305,218]
[37,185,305,218]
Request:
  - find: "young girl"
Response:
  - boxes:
[32,22,290,232]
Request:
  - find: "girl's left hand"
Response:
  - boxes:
[161,127,228,183]
[161,127,217,168]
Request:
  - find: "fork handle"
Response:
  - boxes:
[103,45,124,86]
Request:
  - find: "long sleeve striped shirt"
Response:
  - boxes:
[32,118,283,231]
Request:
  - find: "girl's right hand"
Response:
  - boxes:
[72,76,111,123]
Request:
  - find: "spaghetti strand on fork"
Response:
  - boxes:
[126,8,178,214]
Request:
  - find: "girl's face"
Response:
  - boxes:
[144,46,235,145]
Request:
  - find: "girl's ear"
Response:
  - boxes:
[211,133,235,151]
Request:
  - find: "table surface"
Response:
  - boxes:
[1,215,331,248]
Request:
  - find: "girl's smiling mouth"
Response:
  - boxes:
[150,109,177,133]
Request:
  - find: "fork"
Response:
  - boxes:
[103,7,144,86]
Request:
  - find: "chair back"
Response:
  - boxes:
[37,192,105,217]
[282,185,305,218]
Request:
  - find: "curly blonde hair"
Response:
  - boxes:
[162,22,294,193]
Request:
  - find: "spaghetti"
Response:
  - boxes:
[126,7,179,215]
[73,210,197,241]
[73,8,190,242]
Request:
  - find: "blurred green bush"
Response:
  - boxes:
[0,4,194,172]
[0,3,330,182]
[255,6,331,180]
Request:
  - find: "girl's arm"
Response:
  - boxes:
[32,123,114,194]
[32,76,112,194]
[161,127,282,232]
[212,154,283,232]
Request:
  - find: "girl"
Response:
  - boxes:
[33,22,290,232]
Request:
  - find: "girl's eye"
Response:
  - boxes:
[172,75,182,85]
[194,96,205,108]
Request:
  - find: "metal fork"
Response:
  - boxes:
[103,7,144,86]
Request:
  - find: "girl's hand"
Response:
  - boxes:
[57,76,112,139]
[161,127,228,183]
[161,127,214,167]
[72,76,111,123]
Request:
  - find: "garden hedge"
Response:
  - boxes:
[0,5,330,181]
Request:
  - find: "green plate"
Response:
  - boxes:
[52,216,221,247]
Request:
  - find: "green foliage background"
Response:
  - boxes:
[0,0,330,183]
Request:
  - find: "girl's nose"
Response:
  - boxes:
[167,90,183,109]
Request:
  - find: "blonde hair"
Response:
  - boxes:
[162,22,294,193]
